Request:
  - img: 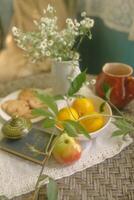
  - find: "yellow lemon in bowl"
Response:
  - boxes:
[57,107,79,129]
[72,98,95,117]
[79,111,104,133]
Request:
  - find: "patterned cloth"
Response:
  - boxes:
[79,0,134,40]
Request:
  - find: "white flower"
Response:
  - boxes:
[74,52,80,60]
[43,9,46,14]
[89,19,94,27]
[80,20,86,26]
[40,41,47,49]
[68,22,75,29]
[57,57,62,62]
[81,11,86,17]
[74,32,79,36]
[84,18,94,28]
[76,22,80,27]
[46,51,51,56]
[12,26,19,36]
[47,4,54,13]
[48,40,54,46]
[66,18,72,24]
[66,18,75,29]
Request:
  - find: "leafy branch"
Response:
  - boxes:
[31,72,134,200]
[102,83,134,136]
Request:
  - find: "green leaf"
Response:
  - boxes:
[36,93,58,115]
[54,95,64,100]
[43,118,56,128]
[102,83,112,100]
[99,102,106,113]
[112,130,126,137]
[62,121,78,137]
[32,108,54,118]
[68,71,86,96]
[113,119,134,131]
[47,178,58,200]
[65,120,90,139]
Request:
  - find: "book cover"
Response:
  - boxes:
[0,128,52,165]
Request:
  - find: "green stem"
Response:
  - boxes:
[78,113,134,130]
[108,100,134,124]
[33,133,61,200]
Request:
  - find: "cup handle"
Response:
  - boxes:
[126,76,134,99]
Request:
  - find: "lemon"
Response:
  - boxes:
[57,107,79,122]
[80,112,104,133]
[72,98,95,117]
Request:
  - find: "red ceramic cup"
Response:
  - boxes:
[96,63,134,108]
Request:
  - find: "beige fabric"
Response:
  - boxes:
[0,0,68,82]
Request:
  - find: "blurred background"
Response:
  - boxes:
[0,0,134,81]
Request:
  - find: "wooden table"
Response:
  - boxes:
[0,73,133,200]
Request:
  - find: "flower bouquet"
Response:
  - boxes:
[12,4,94,62]
[12,4,94,94]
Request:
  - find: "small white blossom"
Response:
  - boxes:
[48,40,54,46]
[57,57,62,62]
[80,20,86,26]
[43,9,46,14]
[76,22,80,27]
[46,51,51,56]
[66,18,72,24]
[12,26,19,36]
[47,4,54,13]
[74,32,79,36]
[68,22,75,29]
[74,53,80,60]
[81,11,87,17]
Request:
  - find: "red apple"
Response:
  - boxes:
[52,133,82,164]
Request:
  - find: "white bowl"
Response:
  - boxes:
[56,95,112,140]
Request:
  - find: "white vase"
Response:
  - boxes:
[51,60,81,95]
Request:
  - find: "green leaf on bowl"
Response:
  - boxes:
[99,102,106,113]
[62,121,78,137]
[68,71,86,96]
[64,120,90,139]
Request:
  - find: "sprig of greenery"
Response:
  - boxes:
[68,70,86,96]
[32,72,134,200]
[112,118,134,137]
[102,82,134,137]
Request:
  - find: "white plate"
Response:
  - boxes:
[0,88,52,123]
